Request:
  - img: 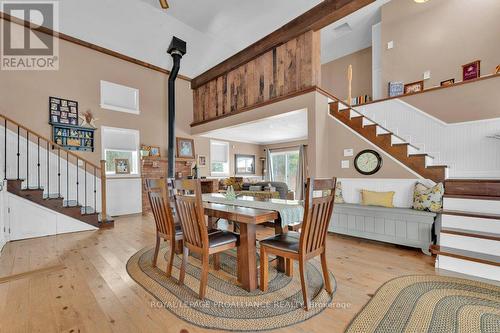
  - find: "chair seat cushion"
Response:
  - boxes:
[259,232,300,253]
[208,231,238,248]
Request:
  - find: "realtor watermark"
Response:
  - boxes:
[1,0,59,70]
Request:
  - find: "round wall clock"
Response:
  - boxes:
[354,149,383,175]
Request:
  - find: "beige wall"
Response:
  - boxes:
[311,92,416,179]
[0,19,264,173]
[381,0,500,97]
[321,47,373,101]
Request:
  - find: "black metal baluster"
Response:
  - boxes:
[26,131,29,188]
[47,141,49,197]
[84,161,87,214]
[57,148,61,198]
[93,166,96,214]
[16,126,20,180]
[76,158,79,206]
[37,137,40,189]
[4,119,7,180]
[66,152,69,206]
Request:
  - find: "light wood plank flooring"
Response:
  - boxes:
[0,214,438,333]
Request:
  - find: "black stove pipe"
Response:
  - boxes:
[167,37,186,178]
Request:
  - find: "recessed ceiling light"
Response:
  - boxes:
[414,0,429,3]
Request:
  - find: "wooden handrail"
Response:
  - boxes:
[0,113,101,170]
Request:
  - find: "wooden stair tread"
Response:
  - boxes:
[427,165,447,169]
[430,245,500,266]
[443,194,500,201]
[440,227,500,241]
[445,179,500,199]
[442,210,500,220]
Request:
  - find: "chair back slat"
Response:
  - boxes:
[174,179,208,250]
[299,178,337,255]
[145,178,176,237]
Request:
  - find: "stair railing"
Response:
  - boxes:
[0,113,108,222]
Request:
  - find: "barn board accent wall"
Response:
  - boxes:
[192,30,321,124]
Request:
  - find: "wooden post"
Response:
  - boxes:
[347,64,353,106]
[99,160,107,223]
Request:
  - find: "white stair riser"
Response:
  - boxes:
[439,234,500,255]
[436,255,500,282]
[442,214,500,234]
[443,197,500,214]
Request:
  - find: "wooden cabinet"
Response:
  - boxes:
[200,179,219,194]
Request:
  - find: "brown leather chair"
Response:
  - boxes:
[259,177,337,310]
[145,178,183,278]
[174,179,239,300]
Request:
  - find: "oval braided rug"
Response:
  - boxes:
[346,275,500,333]
[126,244,336,331]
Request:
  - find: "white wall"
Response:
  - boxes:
[356,99,500,178]
[106,178,142,216]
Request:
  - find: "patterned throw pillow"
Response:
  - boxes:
[334,182,345,203]
[413,182,444,213]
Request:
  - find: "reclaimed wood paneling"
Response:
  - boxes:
[192,30,321,125]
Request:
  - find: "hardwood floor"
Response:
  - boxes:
[0,214,438,333]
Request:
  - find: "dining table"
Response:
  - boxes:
[202,193,304,292]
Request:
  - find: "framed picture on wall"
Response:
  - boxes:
[149,146,161,157]
[198,154,207,167]
[462,60,481,81]
[176,137,195,159]
[440,79,455,87]
[115,158,130,174]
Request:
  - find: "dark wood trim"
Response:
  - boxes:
[350,73,500,108]
[191,86,318,127]
[443,210,500,220]
[191,0,375,89]
[441,228,500,241]
[430,245,500,267]
[0,12,191,82]
[445,179,500,199]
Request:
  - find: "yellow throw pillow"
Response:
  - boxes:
[361,190,395,208]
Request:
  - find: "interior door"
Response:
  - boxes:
[8,195,57,241]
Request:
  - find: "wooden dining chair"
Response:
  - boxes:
[174,179,240,300]
[145,178,183,277]
[259,177,337,310]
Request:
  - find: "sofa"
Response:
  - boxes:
[219,177,293,200]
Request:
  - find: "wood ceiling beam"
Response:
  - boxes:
[191,0,374,89]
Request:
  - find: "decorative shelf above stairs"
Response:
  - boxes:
[329,101,447,183]
[7,179,113,228]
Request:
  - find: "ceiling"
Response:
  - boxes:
[200,109,308,145]
[13,0,320,78]
[321,0,391,63]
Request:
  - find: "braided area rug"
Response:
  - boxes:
[346,275,500,333]
[127,244,336,331]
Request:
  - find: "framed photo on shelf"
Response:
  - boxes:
[115,158,130,174]
[440,79,455,87]
[462,60,480,81]
[404,80,424,94]
[495,65,500,74]
[176,137,195,159]
[388,82,404,97]
[149,146,161,157]
[198,154,207,167]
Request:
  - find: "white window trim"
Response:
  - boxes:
[210,140,230,177]
[101,126,140,178]
[100,80,140,115]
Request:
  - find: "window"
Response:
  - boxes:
[100,80,140,114]
[210,140,229,176]
[235,154,255,175]
[104,149,138,174]
[101,126,140,176]
[270,149,299,193]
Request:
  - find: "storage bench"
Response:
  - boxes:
[329,203,437,255]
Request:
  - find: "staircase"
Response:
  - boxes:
[1,114,113,229]
[431,179,500,281]
[329,100,448,182]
